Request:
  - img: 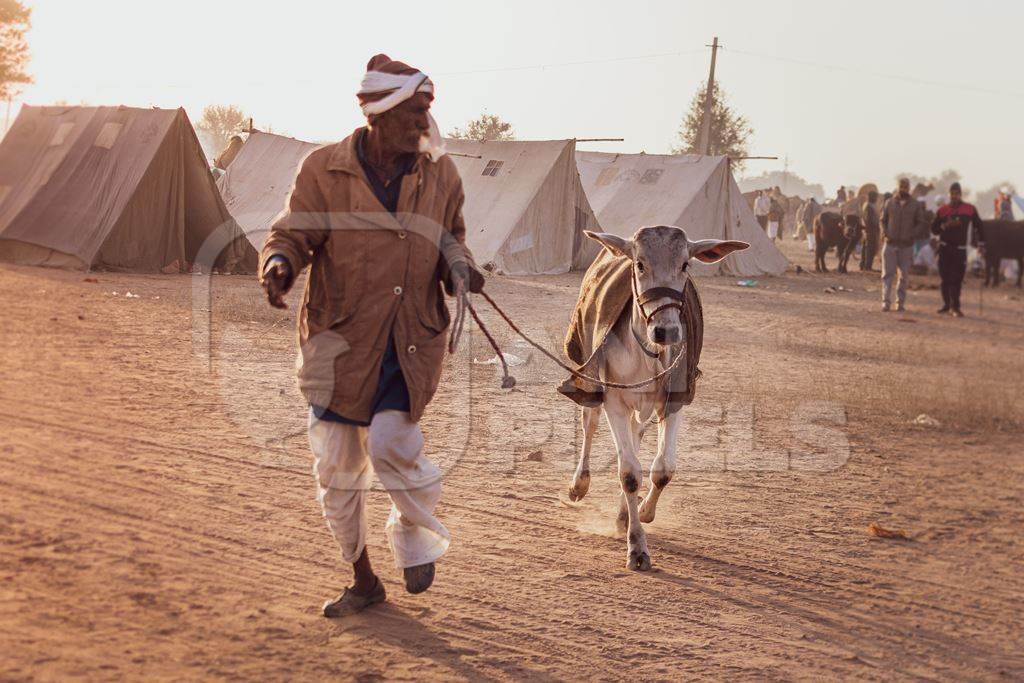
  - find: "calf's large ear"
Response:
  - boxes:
[688,239,749,263]
[584,231,633,259]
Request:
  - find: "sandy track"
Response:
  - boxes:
[1,242,1022,680]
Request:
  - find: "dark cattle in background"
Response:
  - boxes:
[838,214,863,273]
[982,220,1024,287]
[813,212,856,273]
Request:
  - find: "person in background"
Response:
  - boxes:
[836,185,848,205]
[860,190,881,271]
[767,190,785,242]
[796,197,820,251]
[880,178,928,312]
[997,190,1014,220]
[754,190,770,232]
[792,199,805,240]
[802,197,820,251]
[931,182,984,317]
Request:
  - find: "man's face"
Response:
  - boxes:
[950,188,962,203]
[369,92,433,154]
[898,180,910,195]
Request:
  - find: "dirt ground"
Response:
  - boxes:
[1,237,1022,681]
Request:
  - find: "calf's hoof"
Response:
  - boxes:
[627,551,652,572]
[567,471,590,502]
[638,501,656,524]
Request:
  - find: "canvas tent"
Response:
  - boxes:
[0,105,254,272]
[576,152,788,276]
[445,138,602,275]
[216,131,322,250]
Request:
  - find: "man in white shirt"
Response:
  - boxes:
[753,190,771,233]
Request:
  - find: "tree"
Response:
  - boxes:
[0,0,32,100]
[449,114,515,142]
[196,104,248,154]
[672,81,752,170]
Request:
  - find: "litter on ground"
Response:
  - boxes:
[867,523,909,540]
[474,353,526,367]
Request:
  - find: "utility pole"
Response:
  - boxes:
[698,36,721,156]
[783,154,790,193]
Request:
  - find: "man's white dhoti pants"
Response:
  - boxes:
[308,409,450,569]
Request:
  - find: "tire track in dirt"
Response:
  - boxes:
[4,400,1018,668]
[8,394,1019,613]
[0,424,884,678]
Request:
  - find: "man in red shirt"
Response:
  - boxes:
[931,182,984,317]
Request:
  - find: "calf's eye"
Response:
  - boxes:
[636,261,645,273]
[681,262,689,272]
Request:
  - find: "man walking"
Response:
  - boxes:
[880,178,928,312]
[260,54,483,617]
[860,190,881,271]
[931,182,983,317]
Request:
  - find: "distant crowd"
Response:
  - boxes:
[751,179,1014,317]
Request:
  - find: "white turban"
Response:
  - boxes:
[358,70,446,162]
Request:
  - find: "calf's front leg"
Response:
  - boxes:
[568,407,599,501]
[639,409,681,523]
[605,400,650,571]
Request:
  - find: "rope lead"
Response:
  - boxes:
[449,289,685,391]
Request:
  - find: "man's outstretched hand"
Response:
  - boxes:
[262,256,294,309]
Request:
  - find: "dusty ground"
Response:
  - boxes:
[1,237,1022,681]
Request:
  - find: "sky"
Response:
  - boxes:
[10,0,1024,196]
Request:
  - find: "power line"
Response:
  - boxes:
[69,48,708,89]
[726,47,1024,99]
[435,48,706,77]
[35,44,1024,103]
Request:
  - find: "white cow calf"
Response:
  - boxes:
[567,226,748,570]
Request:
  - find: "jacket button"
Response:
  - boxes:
[393,286,403,295]
[398,231,407,239]
[407,345,417,354]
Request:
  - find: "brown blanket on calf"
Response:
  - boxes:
[561,248,703,413]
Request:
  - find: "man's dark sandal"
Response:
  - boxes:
[322,578,386,618]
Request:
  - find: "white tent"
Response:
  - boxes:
[446,138,601,275]
[217,131,322,249]
[576,151,788,276]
